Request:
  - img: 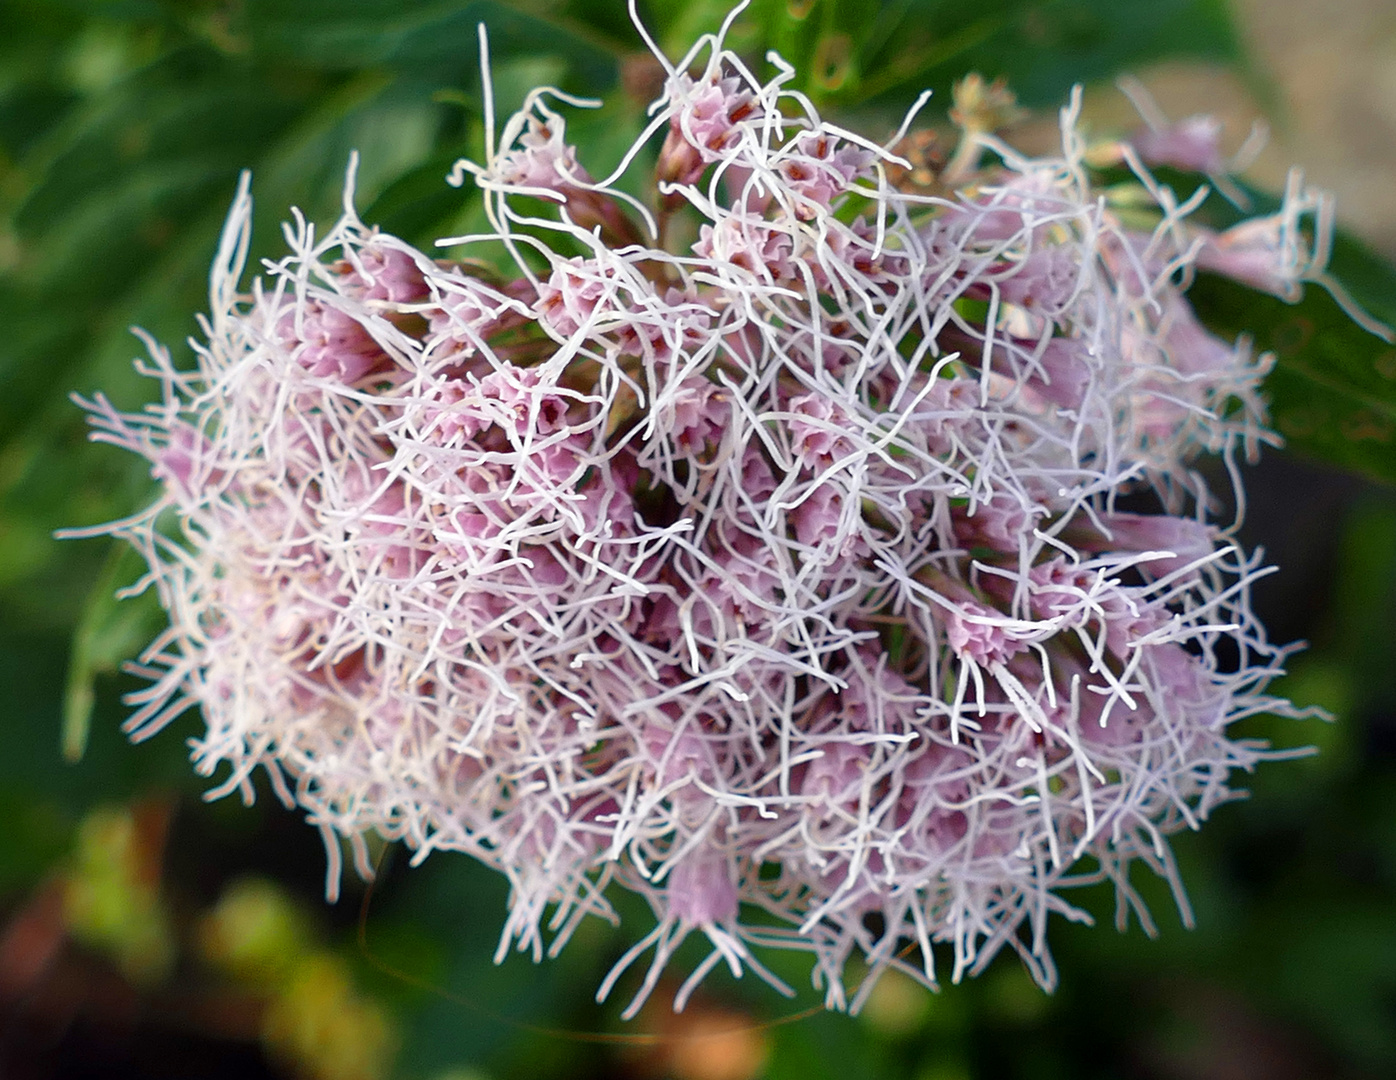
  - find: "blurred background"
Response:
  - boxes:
[1,2,1394,1078]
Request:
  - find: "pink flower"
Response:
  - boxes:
[952,501,1032,553]
[994,247,1080,316]
[535,258,612,337]
[1194,174,1334,301]
[661,73,755,176]
[494,112,590,192]
[799,741,870,806]
[777,132,874,218]
[944,600,1030,666]
[1131,114,1226,174]
[343,243,429,303]
[1160,293,1238,376]
[70,14,1331,1019]
[150,424,221,505]
[1027,337,1093,409]
[667,848,739,926]
[1094,512,1216,579]
[666,377,728,454]
[788,392,856,463]
[694,218,795,281]
[279,298,385,383]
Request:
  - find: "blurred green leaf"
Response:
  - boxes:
[245,0,623,91]
[1190,231,1396,487]
[643,0,1240,110]
[62,542,164,763]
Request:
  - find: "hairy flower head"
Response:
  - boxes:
[71,13,1325,1017]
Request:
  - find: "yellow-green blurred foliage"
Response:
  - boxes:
[61,803,174,985]
[201,877,397,1080]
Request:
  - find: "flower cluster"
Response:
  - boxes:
[75,19,1327,1015]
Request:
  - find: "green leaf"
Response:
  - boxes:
[63,542,164,763]
[1189,229,1396,486]
[643,0,1240,111]
[245,0,622,93]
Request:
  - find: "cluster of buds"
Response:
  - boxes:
[75,16,1332,1016]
